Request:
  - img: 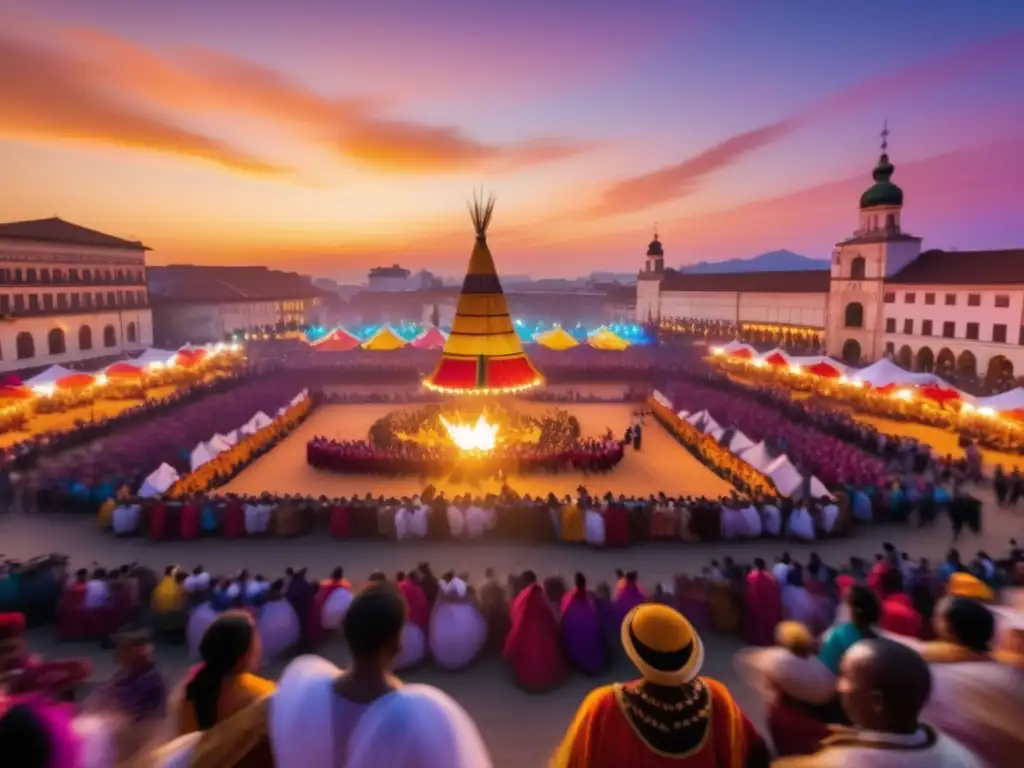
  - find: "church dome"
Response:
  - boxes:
[859,153,903,209]
[646,238,664,257]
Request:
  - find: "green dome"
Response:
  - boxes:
[859,153,903,209]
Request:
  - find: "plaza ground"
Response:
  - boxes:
[220,401,737,499]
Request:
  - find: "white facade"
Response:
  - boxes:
[880,286,1024,378]
[657,290,826,328]
[0,232,152,373]
[151,301,281,345]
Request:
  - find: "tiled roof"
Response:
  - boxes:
[660,269,831,293]
[147,265,325,302]
[0,217,148,250]
[886,249,1024,285]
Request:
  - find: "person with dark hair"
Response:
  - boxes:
[0,703,52,768]
[774,639,982,766]
[818,586,879,675]
[155,583,410,766]
[176,610,274,735]
[560,572,605,676]
[742,557,782,647]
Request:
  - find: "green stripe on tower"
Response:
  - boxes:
[476,354,487,388]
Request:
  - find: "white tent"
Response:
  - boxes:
[700,416,721,435]
[685,409,709,427]
[756,347,794,367]
[289,390,309,407]
[676,410,690,420]
[247,411,273,432]
[226,429,241,445]
[214,431,237,447]
[728,431,756,455]
[139,463,180,498]
[207,434,234,454]
[132,348,178,367]
[973,387,1024,413]
[24,365,76,388]
[763,454,804,497]
[738,441,772,471]
[855,358,940,388]
[707,426,724,441]
[190,442,215,471]
[805,476,830,499]
[652,390,672,409]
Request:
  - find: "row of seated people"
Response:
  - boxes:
[306,436,626,476]
[100,489,854,544]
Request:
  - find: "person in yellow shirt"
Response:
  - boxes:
[152,566,186,614]
[177,610,276,735]
[560,496,584,543]
[97,497,116,530]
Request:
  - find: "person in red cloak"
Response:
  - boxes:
[742,559,783,646]
[503,571,567,693]
[552,603,769,768]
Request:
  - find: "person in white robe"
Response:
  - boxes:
[820,498,840,536]
[762,502,782,537]
[246,576,269,603]
[347,685,492,768]
[584,505,605,547]
[772,555,792,585]
[112,503,140,535]
[428,577,487,671]
[258,581,301,663]
[410,499,429,539]
[395,504,411,541]
[187,599,219,661]
[739,502,762,538]
[465,504,487,539]
[447,502,466,538]
[720,501,746,540]
[243,502,268,535]
[773,637,983,767]
[787,504,816,541]
[320,581,354,632]
[83,569,111,609]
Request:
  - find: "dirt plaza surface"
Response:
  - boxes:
[220,401,737,500]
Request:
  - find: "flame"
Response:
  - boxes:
[440,414,499,452]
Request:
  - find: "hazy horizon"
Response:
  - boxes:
[2,1,1022,278]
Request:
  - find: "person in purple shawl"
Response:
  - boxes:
[284,567,315,647]
[559,573,605,676]
[612,570,646,629]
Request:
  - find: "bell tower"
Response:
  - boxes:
[644,225,664,274]
[636,225,665,323]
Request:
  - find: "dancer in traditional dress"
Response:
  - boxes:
[774,638,983,767]
[741,559,782,647]
[395,572,428,671]
[819,586,879,674]
[429,576,487,671]
[0,695,117,768]
[553,603,769,767]
[560,573,606,676]
[504,571,567,692]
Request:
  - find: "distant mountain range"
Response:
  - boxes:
[680,250,829,274]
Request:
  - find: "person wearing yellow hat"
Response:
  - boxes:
[946,573,993,603]
[551,603,769,767]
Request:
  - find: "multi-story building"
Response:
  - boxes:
[638,137,1024,386]
[0,217,153,373]
[148,265,326,345]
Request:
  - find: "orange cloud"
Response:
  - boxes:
[586,30,1024,219]
[50,25,588,174]
[0,34,291,175]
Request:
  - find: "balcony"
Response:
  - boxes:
[0,275,147,288]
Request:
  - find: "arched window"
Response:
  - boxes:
[16,332,34,360]
[78,325,93,351]
[849,256,866,281]
[126,321,137,343]
[885,213,897,230]
[844,302,864,328]
[103,324,117,348]
[47,328,66,356]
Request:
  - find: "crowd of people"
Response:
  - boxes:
[95,484,872,544]
[2,539,1023,766]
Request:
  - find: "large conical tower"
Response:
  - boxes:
[423,194,543,395]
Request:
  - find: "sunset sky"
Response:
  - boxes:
[2,0,1023,280]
